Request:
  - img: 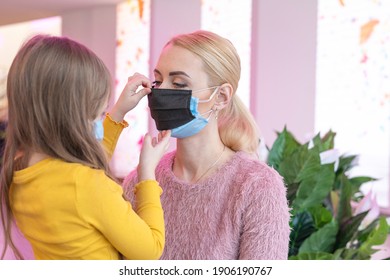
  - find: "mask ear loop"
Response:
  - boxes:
[200,96,220,121]
[197,86,221,120]
[198,109,214,121]
[197,86,220,103]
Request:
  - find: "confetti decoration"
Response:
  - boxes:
[360,19,379,44]
[138,0,144,20]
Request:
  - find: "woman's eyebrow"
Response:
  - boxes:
[169,71,190,78]
[153,69,190,78]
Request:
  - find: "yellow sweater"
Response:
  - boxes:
[9,117,164,260]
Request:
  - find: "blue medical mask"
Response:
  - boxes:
[93,119,104,141]
[171,96,215,138]
[148,86,219,138]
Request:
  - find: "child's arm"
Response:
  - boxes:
[137,130,171,181]
[102,73,152,159]
[109,73,152,123]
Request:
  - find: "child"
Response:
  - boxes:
[0,35,170,260]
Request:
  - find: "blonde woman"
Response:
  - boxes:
[123,30,290,260]
[0,35,170,260]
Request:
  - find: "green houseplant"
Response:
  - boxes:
[267,128,389,260]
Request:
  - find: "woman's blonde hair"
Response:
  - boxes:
[1,35,112,259]
[166,30,259,154]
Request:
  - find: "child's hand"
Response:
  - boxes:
[109,73,152,122]
[137,130,171,181]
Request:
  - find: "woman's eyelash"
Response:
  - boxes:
[152,81,161,87]
[173,83,187,88]
[151,81,188,88]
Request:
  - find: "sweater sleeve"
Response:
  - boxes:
[238,167,291,260]
[122,169,138,203]
[76,169,164,260]
[102,113,128,160]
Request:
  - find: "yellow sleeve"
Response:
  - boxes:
[102,113,129,160]
[76,169,165,260]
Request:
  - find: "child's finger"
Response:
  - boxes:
[134,87,151,98]
[162,130,171,139]
[142,133,152,147]
[152,137,157,147]
[159,130,171,150]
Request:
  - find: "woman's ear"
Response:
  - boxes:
[214,83,233,110]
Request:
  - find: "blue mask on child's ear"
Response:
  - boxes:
[93,119,104,141]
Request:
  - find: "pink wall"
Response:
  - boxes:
[61,6,117,107]
[251,0,317,146]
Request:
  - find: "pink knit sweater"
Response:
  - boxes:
[123,151,290,260]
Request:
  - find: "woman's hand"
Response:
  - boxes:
[109,73,152,122]
[138,130,171,181]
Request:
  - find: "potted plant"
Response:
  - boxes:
[267,128,389,259]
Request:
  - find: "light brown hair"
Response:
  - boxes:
[0,35,112,259]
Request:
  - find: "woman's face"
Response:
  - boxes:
[153,44,215,101]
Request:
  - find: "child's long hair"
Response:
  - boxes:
[166,30,260,154]
[0,35,112,259]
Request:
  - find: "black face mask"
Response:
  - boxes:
[148,88,195,130]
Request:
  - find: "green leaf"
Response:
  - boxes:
[336,154,358,174]
[267,127,300,170]
[349,177,377,194]
[338,248,366,260]
[320,130,336,151]
[299,219,339,254]
[309,205,333,229]
[332,248,345,259]
[311,130,336,152]
[278,144,310,185]
[286,182,299,207]
[296,147,321,182]
[335,211,368,250]
[350,176,377,186]
[293,163,335,211]
[311,132,322,148]
[358,217,389,257]
[289,252,335,260]
[336,174,353,225]
[289,211,316,257]
[357,218,380,243]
